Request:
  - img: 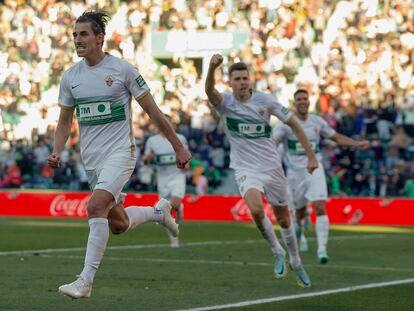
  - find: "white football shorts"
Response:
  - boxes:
[234,167,288,206]
[86,151,136,205]
[157,172,186,200]
[287,163,328,210]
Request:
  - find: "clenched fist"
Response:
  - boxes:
[176,147,192,169]
[47,153,61,168]
[356,140,370,150]
[209,54,223,70]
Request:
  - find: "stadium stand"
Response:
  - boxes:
[1,0,414,196]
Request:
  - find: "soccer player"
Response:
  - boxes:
[47,10,191,299]
[143,118,188,248]
[272,89,370,264]
[205,54,318,288]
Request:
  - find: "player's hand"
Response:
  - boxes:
[47,152,61,168]
[183,162,191,171]
[307,155,319,174]
[356,140,370,150]
[176,147,192,169]
[209,54,223,70]
[143,150,154,165]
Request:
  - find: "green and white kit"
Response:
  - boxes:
[59,54,150,170]
[272,114,336,208]
[219,91,292,206]
[219,91,292,172]
[58,55,149,201]
[144,133,188,199]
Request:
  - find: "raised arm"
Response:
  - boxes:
[137,93,191,168]
[331,133,370,150]
[205,54,224,108]
[48,106,75,168]
[285,116,319,174]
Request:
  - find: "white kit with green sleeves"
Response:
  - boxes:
[219,91,292,172]
[144,133,188,177]
[272,114,336,208]
[272,114,335,171]
[58,54,150,170]
[144,133,188,199]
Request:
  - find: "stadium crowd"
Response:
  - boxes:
[1,0,414,197]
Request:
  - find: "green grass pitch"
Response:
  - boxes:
[0,217,413,311]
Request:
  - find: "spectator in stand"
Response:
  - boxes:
[405,174,414,198]
[389,126,413,150]
[0,161,22,188]
[196,172,208,196]
[209,139,226,173]
[33,139,50,173]
[205,165,221,190]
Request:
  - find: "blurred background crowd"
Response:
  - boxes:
[1,0,414,197]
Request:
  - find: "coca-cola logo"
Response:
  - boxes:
[231,198,276,223]
[50,194,90,217]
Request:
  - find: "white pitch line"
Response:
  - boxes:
[0,234,388,256]
[39,254,414,273]
[41,254,270,267]
[0,239,256,256]
[174,278,414,311]
[306,263,414,273]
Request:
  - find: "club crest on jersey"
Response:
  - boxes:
[258,107,265,116]
[105,75,114,87]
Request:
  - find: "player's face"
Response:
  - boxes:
[294,92,310,116]
[73,22,104,58]
[229,70,251,99]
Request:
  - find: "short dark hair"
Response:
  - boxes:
[294,89,308,98]
[228,62,248,77]
[76,10,110,35]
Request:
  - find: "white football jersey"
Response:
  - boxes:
[58,54,150,169]
[144,133,188,176]
[219,91,292,172]
[272,114,335,170]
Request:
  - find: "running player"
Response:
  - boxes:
[143,118,188,248]
[47,10,191,299]
[272,89,370,264]
[205,54,318,288]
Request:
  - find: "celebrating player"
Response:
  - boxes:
[48,10,191,299]
[205,54,318,288]
[273,89,370,264]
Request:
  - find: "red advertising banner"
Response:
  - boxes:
[0,191,413,226]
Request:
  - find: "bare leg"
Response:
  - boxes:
[244,189,285,256]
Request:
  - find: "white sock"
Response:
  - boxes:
[80,217,109,285]
[300,234,307,244]
[167,229,179,247]
[281,223,301,268]
[255,216,286,256]
[316,215,329,253]
[125,206,159,231]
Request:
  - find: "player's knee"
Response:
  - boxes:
[87,201,105,217]
[110,219,129,235]
[250,209,264,222]
[295,207,306,219]
[314,206,326,216]
[277,216,291,228]
[315,210,324,216]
